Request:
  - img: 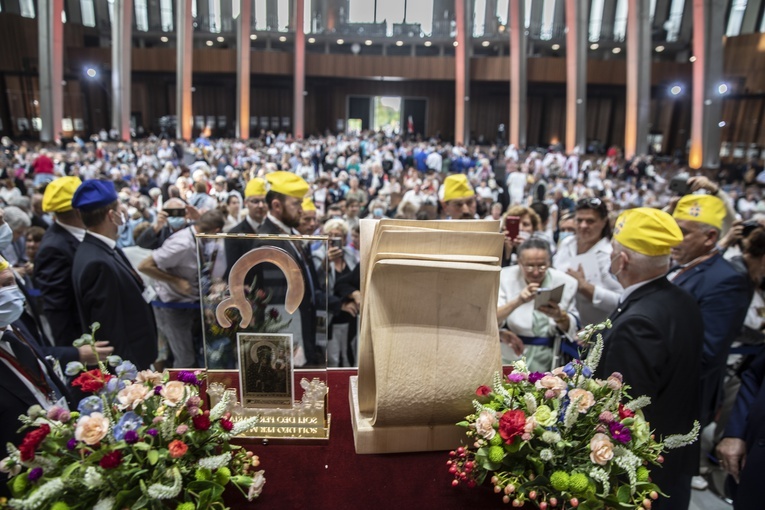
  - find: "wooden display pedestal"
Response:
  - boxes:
[348,376,468,454]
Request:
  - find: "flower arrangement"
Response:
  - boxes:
[448,321,699,510]
[1,323,265,510]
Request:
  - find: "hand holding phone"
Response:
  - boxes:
[505,216,520,239]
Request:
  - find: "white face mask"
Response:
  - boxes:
[114,211,128,237]
[0,223,12,252]
[0,286,25,328]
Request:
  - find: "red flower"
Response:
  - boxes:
[192,414,211,431]
[475,385,492,397]
[71,369,113,393]
[168,440,188,458]
[618,403,635,420]
[18,424,51,461]
[268,308,280,319]
[99,450,123,469]
[220,419,234,432]
[498,410,526,444]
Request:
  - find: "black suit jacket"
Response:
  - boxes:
[257,218,322,366]
[71,234,157,370]
[34,223,83,347]
[224,217,259,278]
[595,277,703,493]
[0,322,71,498]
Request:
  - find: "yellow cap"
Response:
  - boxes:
[672,194,726,230]
[42,176,82,213]
[613,208,683,256]
[301,197,316,212]
[0,257,8,272]
[244,178,267,198]
[265,171,309,199]
[443,174,475,202]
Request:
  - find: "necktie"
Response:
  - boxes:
[1,329,64,401]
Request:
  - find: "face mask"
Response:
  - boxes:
[167,217,187,231]
[115,212,128,237]
[0,223,12,252]
[558,231,574,243]
[0,286,25,328]
[608,252,623,281]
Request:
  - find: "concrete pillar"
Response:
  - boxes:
[509,0,527,149]
[294,0,305,139]
[237,0,252,139]
[176,0,193,140]
[112,0,132,142]
[625,0,651,159]
[454,0,469,145]
[484,0,498,34]
[564,0,588,153]
[38,0,64,142]
[689,0,726,169]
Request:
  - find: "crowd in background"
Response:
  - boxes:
[1,130,765,507]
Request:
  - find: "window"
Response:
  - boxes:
[254,0,266,30]
[539,0,556,40]
[81,0,96,26]
[20,0,35,18]
[473,0,486,36]
[665,0,686,42]
[496,0,509,26]
[613,0,628,41]
[209,0,221,32]
[726,0,747,37]
[525,0,532,29]
[589,0,605,42]
[135,0,149,31]
[160,0,173,31]
[277,0,288,31]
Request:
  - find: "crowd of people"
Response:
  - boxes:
[0,130,764,509]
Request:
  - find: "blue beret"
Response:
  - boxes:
[71,179,118,211]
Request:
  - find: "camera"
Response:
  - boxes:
[742,220,760,238]
[669,173,691,196]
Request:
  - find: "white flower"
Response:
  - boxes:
[84,466,103,488]
[664,420,700,450]
[93,496,115,510]
[0,456,21,477]
[146,467,182,499]
[247,470,266,500]
[540,449,554,462]
[474,410,497,440]
[231,416,260,435]
[8,478,64,510]
[210,389,234,421]
[197,452,232,471]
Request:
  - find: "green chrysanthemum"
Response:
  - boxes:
[51,502,71,510]
[549,471,570,492]
[568,472,589,494]
[488,446,505,464]
[195,468,213,481]
[489,434,504,446]
[214,467,231,486]
[11,474,28,496]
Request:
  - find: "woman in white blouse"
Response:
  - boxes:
[497,238,579,372]
[553,197,623,328]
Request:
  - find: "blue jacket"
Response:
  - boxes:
[672,252,753,425]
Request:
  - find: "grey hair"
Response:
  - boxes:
[517,237,553,261]
[3,206,31,231]
[613,242,670,272]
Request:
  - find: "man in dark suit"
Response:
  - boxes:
[595,208,702,510]
[257,171,323,366]
[0,258,72,498]
[225,178,267,277]
[670,194,753,428]
[71,180,158,370]
[716,347,765,510]
[34,176,86,347]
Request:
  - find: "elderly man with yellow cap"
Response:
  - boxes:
[224,178,268,276]
[297,196,318,236]
[257,171,323,366]
[33,176,89,347]
[440,174,477,220]
[670,194,753,430]
[594,207,703,510]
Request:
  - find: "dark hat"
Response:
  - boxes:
[71,179,118,212]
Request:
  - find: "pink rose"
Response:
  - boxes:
[136,370,164,385]
[568,389,596,413]
[536,375,567,398]
[590,432,614,465]
[160,381,186,406]
[74,412,110,445]
[606,375,623,390]
[474,410,497,440]
[117,383,151,410]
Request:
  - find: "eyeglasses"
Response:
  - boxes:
[519,263,548,273]
[576,197,603,210]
